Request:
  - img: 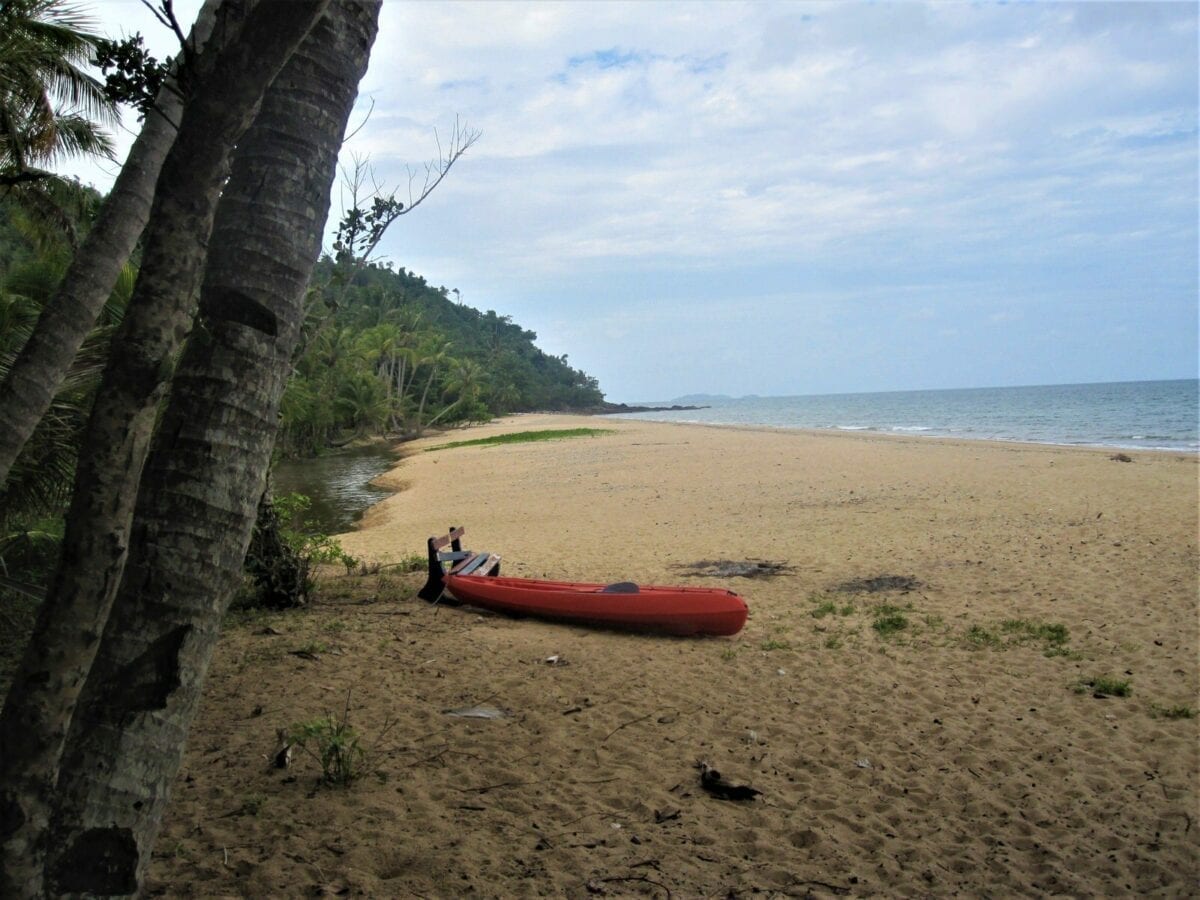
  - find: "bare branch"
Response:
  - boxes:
[141,0,188,51]
[342,96,376,143]
[328,117,480,275]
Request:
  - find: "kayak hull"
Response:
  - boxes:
[444,574,748,636]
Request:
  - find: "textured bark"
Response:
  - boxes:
[0,2,331,895]
[0,0,223,487]
[46,3,379,893]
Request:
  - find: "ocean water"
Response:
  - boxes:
[610,380,1199,452]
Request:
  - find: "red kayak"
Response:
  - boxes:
[444,573,748,636]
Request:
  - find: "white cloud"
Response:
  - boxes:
[73,1,1200,396]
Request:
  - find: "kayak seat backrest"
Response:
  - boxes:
[420,525,472,601]
[453,552,499,576]
[601,581,640,594]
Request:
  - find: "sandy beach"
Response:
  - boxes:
[147,414,1199,897]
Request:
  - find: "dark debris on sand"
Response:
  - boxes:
[675,559,795,579]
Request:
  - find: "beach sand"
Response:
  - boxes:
[147,414,1199,897]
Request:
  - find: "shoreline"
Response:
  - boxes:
[599,413,1198,455]
[598,412,1199,455]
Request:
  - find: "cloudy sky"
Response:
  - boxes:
[82,1,1197,402]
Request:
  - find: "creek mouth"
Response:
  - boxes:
[271,442,400,533]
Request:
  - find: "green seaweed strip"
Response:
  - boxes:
[425,428,614,451]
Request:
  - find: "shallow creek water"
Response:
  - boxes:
[271,442,399,533]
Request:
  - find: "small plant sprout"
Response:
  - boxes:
[288,691,396,786]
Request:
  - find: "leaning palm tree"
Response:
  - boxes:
[0,0,116,186]
[425,357,487,428]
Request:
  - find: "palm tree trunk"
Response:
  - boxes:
[43,4,378,894]
[0,0,222,486]
[415,360,440,436]
[425,395,463,428]
[0,3,331,895]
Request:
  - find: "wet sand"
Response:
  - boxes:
[148,414,1199,897]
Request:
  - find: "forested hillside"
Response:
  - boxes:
[280,256,604,455]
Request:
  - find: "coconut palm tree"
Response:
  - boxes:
[410,337,451,436]
[42,5,380,886]
[0,1,336,891]
[0,0,116,186]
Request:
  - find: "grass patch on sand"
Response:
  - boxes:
[1001,619,1069,647]
[1149,703,1196,720]
[872,611,910,638]
[1073,675,1132,697]
[810,599,838,619]
[963,618,1078,657]
[965,624,1003,648]
[426,428,613,451]
[809,594,856,619]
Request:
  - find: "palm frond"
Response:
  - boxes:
[100,261,135,326]
[39,111,115,160]
[0,0,117,176]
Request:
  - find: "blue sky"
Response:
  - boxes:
[82,2,1198,402]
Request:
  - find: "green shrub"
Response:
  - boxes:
[274,492,359,571]
[290,710,364,786]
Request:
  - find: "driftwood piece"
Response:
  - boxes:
[697,761,761,801]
